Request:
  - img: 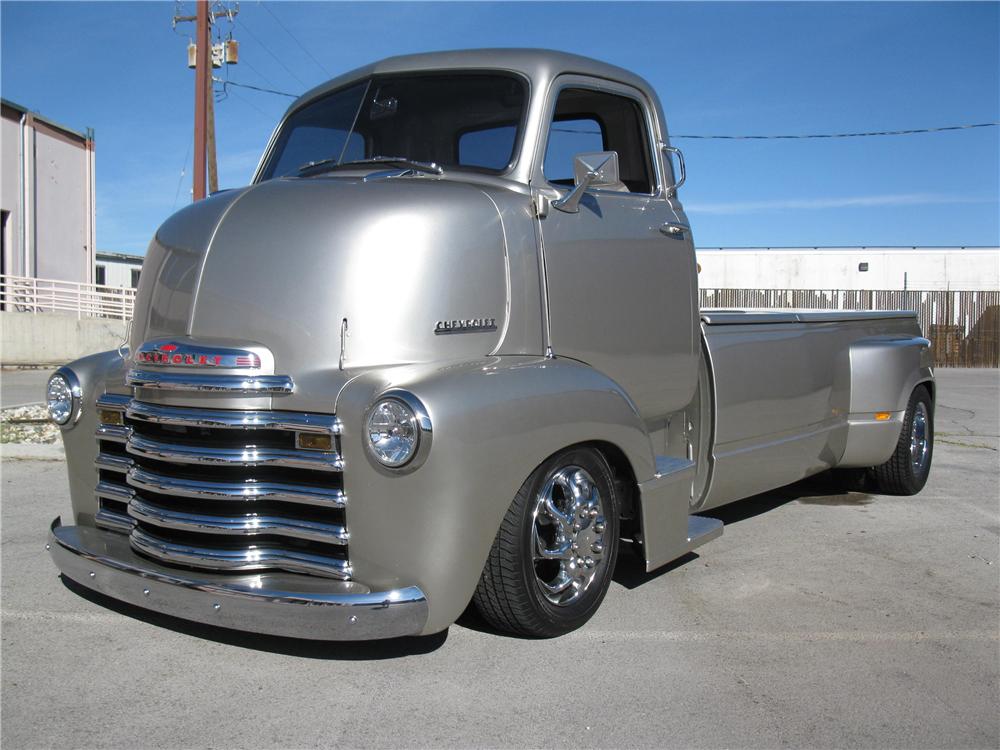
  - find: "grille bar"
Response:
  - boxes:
[126,433,343,472]
[96,452,134,473]
[95,508,134,534]
[126,369,294,394]
[128,496,349,544]
[126,400,340,434]
[130,526,352,579]
[95,424,132,443]
[126,466,345,508]
[96,480,135,503]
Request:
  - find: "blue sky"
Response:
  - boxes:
[2,1,998,254]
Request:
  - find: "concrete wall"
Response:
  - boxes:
[696,247,1000,291]
[0,312,125,365]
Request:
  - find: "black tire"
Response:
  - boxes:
[871,385,934,495]
[472,446,620,637]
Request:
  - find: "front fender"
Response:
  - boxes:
[53,349,129,525]
[334,356,655,634]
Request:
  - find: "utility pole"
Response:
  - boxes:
[174,1,238,201]
[193,0,209,200]
[206,81,218,194]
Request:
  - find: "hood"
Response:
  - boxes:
[131,176,512,411]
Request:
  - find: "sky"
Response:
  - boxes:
[1,1,998,255]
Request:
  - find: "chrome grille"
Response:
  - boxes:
[94,393,350,579]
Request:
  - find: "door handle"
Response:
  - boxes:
[660,222,689,238]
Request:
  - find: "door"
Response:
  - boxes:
[533,78,699,421]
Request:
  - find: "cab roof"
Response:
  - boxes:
[289,48,657,115]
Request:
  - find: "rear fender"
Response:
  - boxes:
[839,336,934,467]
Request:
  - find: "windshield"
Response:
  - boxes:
[259,73,527,180]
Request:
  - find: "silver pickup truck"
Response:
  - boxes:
[45,49,934,640]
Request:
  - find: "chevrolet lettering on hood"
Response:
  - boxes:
[434,317,498,335]
[135,341,262,369]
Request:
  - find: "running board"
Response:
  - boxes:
[637,456,723,572]
[686,515,723,551]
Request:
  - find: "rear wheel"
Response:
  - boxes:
[472,447,620,637]
[871,385,933,495]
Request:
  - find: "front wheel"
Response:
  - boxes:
[472,447,620,637]
[870,385,934,495]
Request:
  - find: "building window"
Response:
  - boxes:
[858,262,869,272]
[130,268,141,288]
[96,265,106,286]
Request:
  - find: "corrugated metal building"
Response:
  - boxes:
[0,99,96,284]
[696,247,999,291]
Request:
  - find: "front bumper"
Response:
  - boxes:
[47,518,428,640]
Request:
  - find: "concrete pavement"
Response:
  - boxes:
[1,368,51,408]
[2,368,997,749]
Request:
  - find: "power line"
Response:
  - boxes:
[207,88,1000,141]
[259,1,331,76]
[671,122,1000,139]
[236,15,309,89]
[172,136,193,210]
[239,55,281,90]
[215,77,298,97]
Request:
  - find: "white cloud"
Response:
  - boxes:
[686,193,996,215]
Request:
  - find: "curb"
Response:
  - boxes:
[1,443,66,461]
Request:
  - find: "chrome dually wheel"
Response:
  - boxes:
[910,401,930,473]
[531,466,608,606]
[872,385,934,495]
[473,447,620,637]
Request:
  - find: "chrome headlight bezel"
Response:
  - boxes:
[46,367,83,427]
[364,389,432,473]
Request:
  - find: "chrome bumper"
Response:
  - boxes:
[47,517,428,641]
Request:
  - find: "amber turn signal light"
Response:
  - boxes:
[297,433,333,451]
[874,412,892,421]
[98,409,123,425]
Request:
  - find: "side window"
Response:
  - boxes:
[543,118,603,185]
[458,124,517,170]
[543,87,655,194]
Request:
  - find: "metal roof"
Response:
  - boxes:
[0,98,91,142]
[97,251,144,265]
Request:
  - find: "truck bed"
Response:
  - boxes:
[700,308,917,325]
[697,307,928,510]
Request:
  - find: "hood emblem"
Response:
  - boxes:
[136,341,262,369]
[434,318,497,335]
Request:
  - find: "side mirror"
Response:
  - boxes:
[552,151,621,213]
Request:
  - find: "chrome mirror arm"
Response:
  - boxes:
[660,143,686,197]
[551,170,598,214]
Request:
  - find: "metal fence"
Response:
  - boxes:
[700,288,1000,367]
[0,274,135,320]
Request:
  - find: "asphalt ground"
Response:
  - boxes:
[0,368,51,408]
[2,368,997,749]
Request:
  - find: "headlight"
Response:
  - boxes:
[365,391,432,471]
[46,368,82,426]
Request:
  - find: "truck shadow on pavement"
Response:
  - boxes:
[612,470,876,591]
[59,576,449,659]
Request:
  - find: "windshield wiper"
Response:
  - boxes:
[296,156,444,177]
